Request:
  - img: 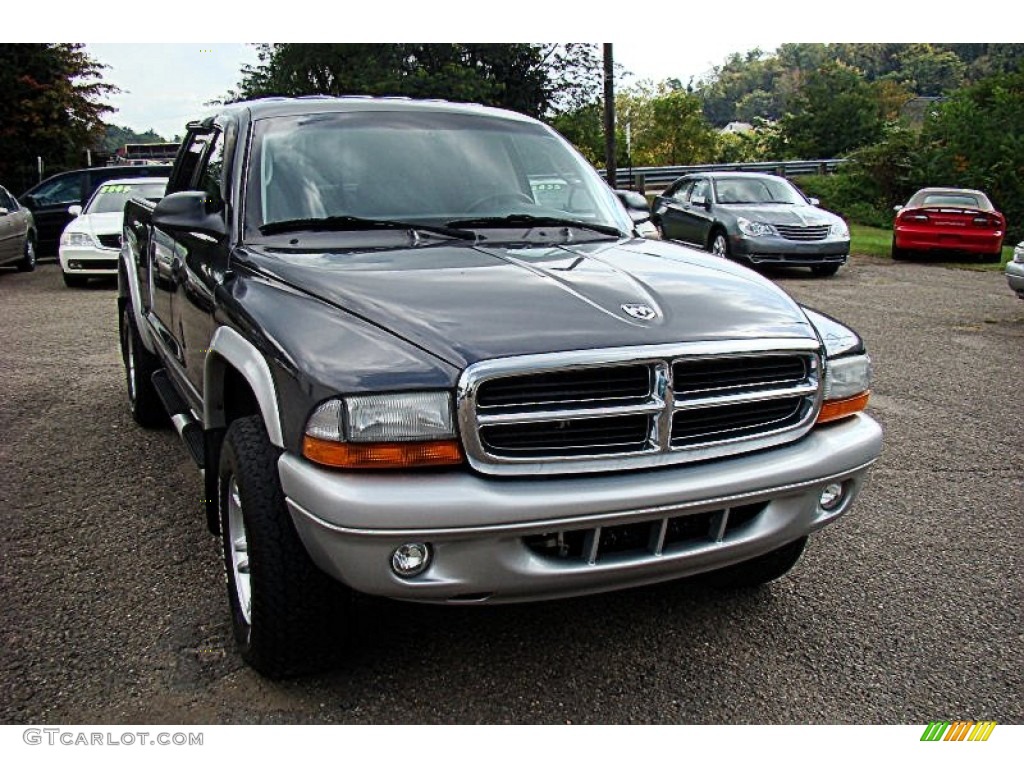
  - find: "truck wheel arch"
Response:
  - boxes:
[204,326,285,448]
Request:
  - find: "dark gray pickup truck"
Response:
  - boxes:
[119,96,882,678]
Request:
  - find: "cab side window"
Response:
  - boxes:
[671,181,693,203]
[689,179,709,204]
[194,135,224,209]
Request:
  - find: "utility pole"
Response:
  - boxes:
[603,43,616,190]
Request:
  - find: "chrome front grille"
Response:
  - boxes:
[775,224,831,241]
[458,340,822,476]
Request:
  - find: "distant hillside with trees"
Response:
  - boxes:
[551,43,1024,241]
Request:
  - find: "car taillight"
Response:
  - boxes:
[900,211,929,223]
[972,214,1002,228]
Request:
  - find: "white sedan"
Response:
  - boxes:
[1007,242,1024,300]
[59,177,167,287]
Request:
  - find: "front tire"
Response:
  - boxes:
[219,416,353,679]
[811,263,840,278]
[16,237,36,272]
[119,305,167,427]
[699,536,807,589]
[62,272,88,288]
[708,230,729,258]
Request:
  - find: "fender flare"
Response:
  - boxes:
[119,239,157,354]
[204,326,285,447]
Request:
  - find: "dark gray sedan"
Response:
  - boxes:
[651,172,850,277]
[0,184,37,273]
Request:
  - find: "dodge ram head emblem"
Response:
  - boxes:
[621,303,657,321]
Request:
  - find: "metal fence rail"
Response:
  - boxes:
[599,159,851,190]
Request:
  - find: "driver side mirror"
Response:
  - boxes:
[152,191,226,239]
[691,195,712,211]
[0,207,8,216]
[68,204,82,218]
[808,197,820,207]
[614,189,651,224]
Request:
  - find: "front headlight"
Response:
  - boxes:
[819,354,871,423]
[302,392,462,469]
[830,220,850,238]
[1013,244,1023,264]
[737,217,776,238]
[61,231,94,247]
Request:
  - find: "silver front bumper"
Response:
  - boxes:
[280,413,882,603]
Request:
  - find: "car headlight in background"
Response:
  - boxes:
[1013,244,1023,264]
[61,232,94,247]
[302,392,462,469]
[830,220,850,238]
[737,218,777,238]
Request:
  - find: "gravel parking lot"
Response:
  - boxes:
[1,257,1021,725]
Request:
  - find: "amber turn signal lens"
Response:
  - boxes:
[817,391,870,424]
[302,436,463,469]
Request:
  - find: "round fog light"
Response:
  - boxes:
[391,543,431,578]
[819,482,846,511]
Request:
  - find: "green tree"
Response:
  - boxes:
[915,69,1024,240]
[228,43,601,119]
[888,44,966,96]
[551,102,604,164]
[0,44,115,192]
[100,124,168,154]
[778,61,885,158]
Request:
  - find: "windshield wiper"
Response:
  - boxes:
[445,214,623,238]
[259,215,476,241]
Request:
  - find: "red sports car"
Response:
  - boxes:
[892,187,1005,263]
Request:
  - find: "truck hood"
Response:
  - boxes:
[240,237,816,368]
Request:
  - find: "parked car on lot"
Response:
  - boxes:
[19,164,173,254]
[120,97,881,678]
[0,184,37,272]
[1006,242,1024,299]
[650,172,850,277]
[892,188,1005,263]
[59,178,168,287]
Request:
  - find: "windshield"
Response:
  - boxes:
[244,110,627,238]
[713,176,807,205]
[85,181,167,214]
[909,191,990,210]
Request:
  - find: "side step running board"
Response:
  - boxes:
[152,369,205,467]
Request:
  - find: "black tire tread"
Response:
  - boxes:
[699,536,808,589]
[220,416,351,679]
[16,237,36,272]
[121,307,168,428]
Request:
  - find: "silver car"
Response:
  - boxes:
[1006,242,1024,299]
[651,172,850,277]
[0,184,37,272]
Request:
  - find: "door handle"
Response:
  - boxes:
[170,257,184,280]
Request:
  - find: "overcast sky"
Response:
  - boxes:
[39,0,1003,139]
[85,42,784,139]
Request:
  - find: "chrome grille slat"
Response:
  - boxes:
[775,224,831,241]
[457,340,823,476]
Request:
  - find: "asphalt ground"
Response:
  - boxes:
[1,256,1021,725]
